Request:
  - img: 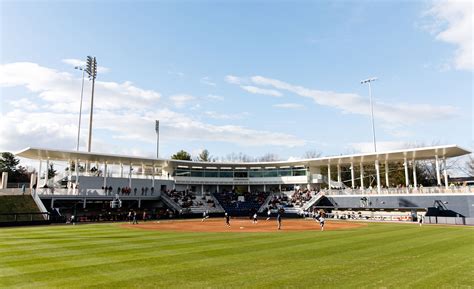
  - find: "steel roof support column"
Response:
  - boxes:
[404,157,409,193]
[412,160,417,190]
[375,160,381,194]
[350,162,355,189]
[327,163,331,193]
[435,155,441,186]
[443,157,448,189]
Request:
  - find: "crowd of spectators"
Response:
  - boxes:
[165,189,216,209]
[268,189,316,210]
[213,189,269,215]
[101,186,156,196]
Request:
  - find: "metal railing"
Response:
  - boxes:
[323,186,474,196]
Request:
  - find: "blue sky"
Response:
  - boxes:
[0,0,472,161]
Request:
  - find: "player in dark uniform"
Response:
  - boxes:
[277,211,282,230]
[225,212,231,227]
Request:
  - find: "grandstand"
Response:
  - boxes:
[2,144,472,222]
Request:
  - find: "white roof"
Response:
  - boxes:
[15,144,471,169]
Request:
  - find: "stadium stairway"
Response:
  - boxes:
[159,192,182,212]
[258,193,274,213]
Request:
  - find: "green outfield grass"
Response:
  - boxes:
[0,221,473,288]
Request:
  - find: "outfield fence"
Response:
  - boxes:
[424,216,474,225]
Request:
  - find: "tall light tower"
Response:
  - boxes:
[74,66,86,151]
[155,120,160,158]
[85,56,97,152]
[361,77,378,152]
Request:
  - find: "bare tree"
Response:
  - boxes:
[257,153,280,162]
[303,150,322,159]
[222,152,255,163]
[466,155,474,176]
[196,149,213,162]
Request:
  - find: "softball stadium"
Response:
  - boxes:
[0,144,473,288]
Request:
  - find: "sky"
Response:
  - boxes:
[0,0,472,164]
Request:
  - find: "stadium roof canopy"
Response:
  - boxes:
[15,144,471,169]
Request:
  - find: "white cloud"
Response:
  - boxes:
[348,141,409,153]
[0,61,306,154]
[0,62,161,112]
[169,94,196,108]
[204,111,249,120]
[425,0,473,70]
[206,94,224,101]
[200,76,216,86]
[249,75,457,125]
[225,75,243,84]
[240,85,283,97]
[62,58,110,73]
[167,70,185,77]
[273,103,304,109]
[9,98,38,111]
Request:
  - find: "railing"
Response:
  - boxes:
[301,192,324,210]
[31,190,49,220]
[33,188,160,197]
[0,212,50,224]
[323,186,474,196]
[159,193,182,212]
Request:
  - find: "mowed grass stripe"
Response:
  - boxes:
[2,227,314,286]
[0,222,472,288]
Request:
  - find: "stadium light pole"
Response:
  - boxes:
[155,120,159,158]
[85,56,97,153]
[74,66,86,151]
[361,77,378,152]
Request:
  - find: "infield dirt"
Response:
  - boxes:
[122,218,367,233]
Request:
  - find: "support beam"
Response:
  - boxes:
[360,163,364,190]
[120,163,123,178]
[404,157,409,187]
[327,163,331,193]
[385,160,389,188]
[75,160,79,186]
[152,164,155,188]
[38,160,42,188]
[202,184,205,194]
[435,155,441,186]
[138,198,141,208]
[350,162,355,189]
[51,198,54,209]
[103,162,107,192]
[45,159,49,186]
[412,160,417,189]
[83,198,87,208]
[263,184,266,192]
[443,157,448,189]
[128,163,132,188]
[337,164,341,183]
[375,160,381,194]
